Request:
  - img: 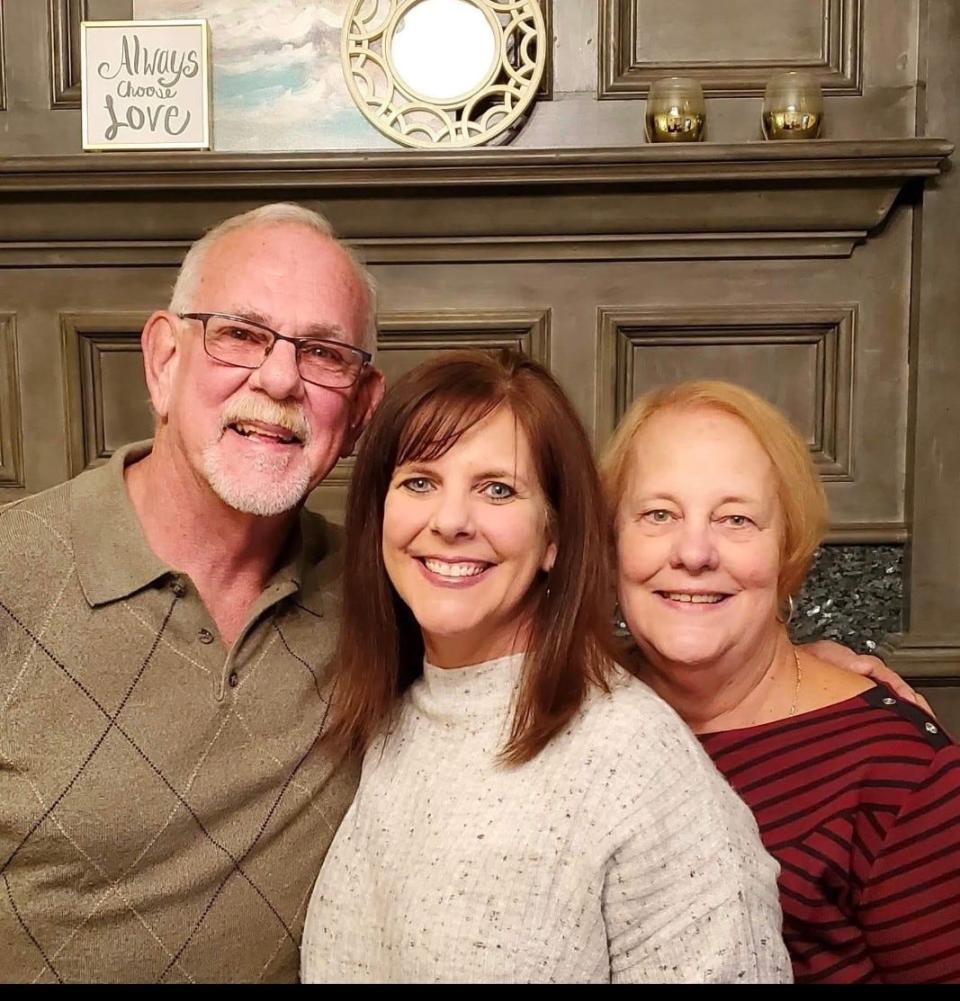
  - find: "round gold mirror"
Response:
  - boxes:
[342,0,547,149]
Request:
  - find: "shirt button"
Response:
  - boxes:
[198,628,215,644]
[228,672,239,688]
[170,577,187,598]
[882,697,896,706]
[925,721,939,734]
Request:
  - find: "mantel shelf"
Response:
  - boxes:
[0,139,952,264]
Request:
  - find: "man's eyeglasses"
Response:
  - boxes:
[179,312,372,390]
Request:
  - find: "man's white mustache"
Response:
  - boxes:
[220,396,310,444]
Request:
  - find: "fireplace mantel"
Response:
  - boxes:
[0,139,951,265]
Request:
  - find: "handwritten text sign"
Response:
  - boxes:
[81,20,211,151]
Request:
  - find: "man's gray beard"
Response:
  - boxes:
[201,443,312,517]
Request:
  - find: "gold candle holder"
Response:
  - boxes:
[645,77,706,143]
[762,70,823,140]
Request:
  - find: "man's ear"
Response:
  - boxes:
[141,311,181,419]
[340,366,386,458]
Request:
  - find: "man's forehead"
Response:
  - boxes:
[197,228,363,300]
[189,223,370,343]
[224,304,350,341]
[205,223,342,268]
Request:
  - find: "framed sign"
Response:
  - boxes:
[81,19,211,150]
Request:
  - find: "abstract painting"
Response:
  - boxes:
[133,0,391,150]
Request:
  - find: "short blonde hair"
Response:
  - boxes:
[600,380,827,602]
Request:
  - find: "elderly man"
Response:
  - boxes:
[0,204,383,983]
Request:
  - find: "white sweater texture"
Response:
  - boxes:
[301,653,791,983]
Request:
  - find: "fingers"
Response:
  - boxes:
[847,655,938,719]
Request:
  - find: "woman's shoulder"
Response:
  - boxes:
[575,666,722,776]
[793,652,875,715]
[572,668,765,846]
[585,664,686,725]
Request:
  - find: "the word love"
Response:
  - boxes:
[102,94,191,140]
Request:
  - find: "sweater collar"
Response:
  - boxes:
[411,652,526,726]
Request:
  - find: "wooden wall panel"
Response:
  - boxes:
[60,311,150,474]
[49,0,132,108]
[0,0,6,112]
[59,310,148,474]
[56,306,551,507]
[49,0,84,108]
[316,309,551,508]
[375,309,550,382]
[596,306,855,480]
[600,0,862,97]
[0,313,23,487]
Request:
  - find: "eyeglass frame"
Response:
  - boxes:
[178,311,373,389]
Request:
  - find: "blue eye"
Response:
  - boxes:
[723,514,754,528]
[224,325,268,344]
[303,344,336,361]
[483,482,515,501]
[644,509,672,524]
[400,477,432,493]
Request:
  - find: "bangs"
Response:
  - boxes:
[396,391,505,466]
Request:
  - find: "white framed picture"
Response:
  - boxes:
[81,19,212,151]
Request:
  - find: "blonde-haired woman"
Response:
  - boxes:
[602,380,960,984]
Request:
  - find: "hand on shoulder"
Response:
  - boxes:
[801,639,936,717]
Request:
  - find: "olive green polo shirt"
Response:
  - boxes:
[0,442,359,983]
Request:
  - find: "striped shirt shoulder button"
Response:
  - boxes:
[228,671,239,688]
[169,576,188,598]
[864,685,952,750]
[198,627,215,644]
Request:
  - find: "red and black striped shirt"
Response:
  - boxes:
[700,685,960,983]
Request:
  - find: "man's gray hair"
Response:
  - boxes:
[168,202,378,354]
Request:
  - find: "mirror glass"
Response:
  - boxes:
[390,0,497,102]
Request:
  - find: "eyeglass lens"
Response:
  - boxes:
[204,315,362,387]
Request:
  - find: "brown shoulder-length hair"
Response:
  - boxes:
[325,349,620,765]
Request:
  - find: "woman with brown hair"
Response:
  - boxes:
[300,350,789,983]
[602,379,960,983]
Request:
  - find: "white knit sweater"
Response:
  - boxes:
[301,654,791,983]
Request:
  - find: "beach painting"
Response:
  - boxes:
[132,0,391,150]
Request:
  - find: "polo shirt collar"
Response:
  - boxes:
[71,441,171,607]
[71,440,323,611]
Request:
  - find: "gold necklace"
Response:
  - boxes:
[788,648,803,716]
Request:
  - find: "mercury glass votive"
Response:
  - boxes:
[645,77,706,143]
[762,70,823,139]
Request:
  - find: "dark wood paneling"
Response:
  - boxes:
[0,143,949,269]
[0,313,23,487]
[0,1,6,113]
[56,306,551,494]
[49,0,133,109]
[49,0,84,109]
[600,0,862,98]
[537,0,553,101]
[879,0,960,680]
[597,306,854,480]
[60,311,149,475]
[319,309,551,497]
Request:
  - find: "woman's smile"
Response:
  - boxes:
[382,405,556,668]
